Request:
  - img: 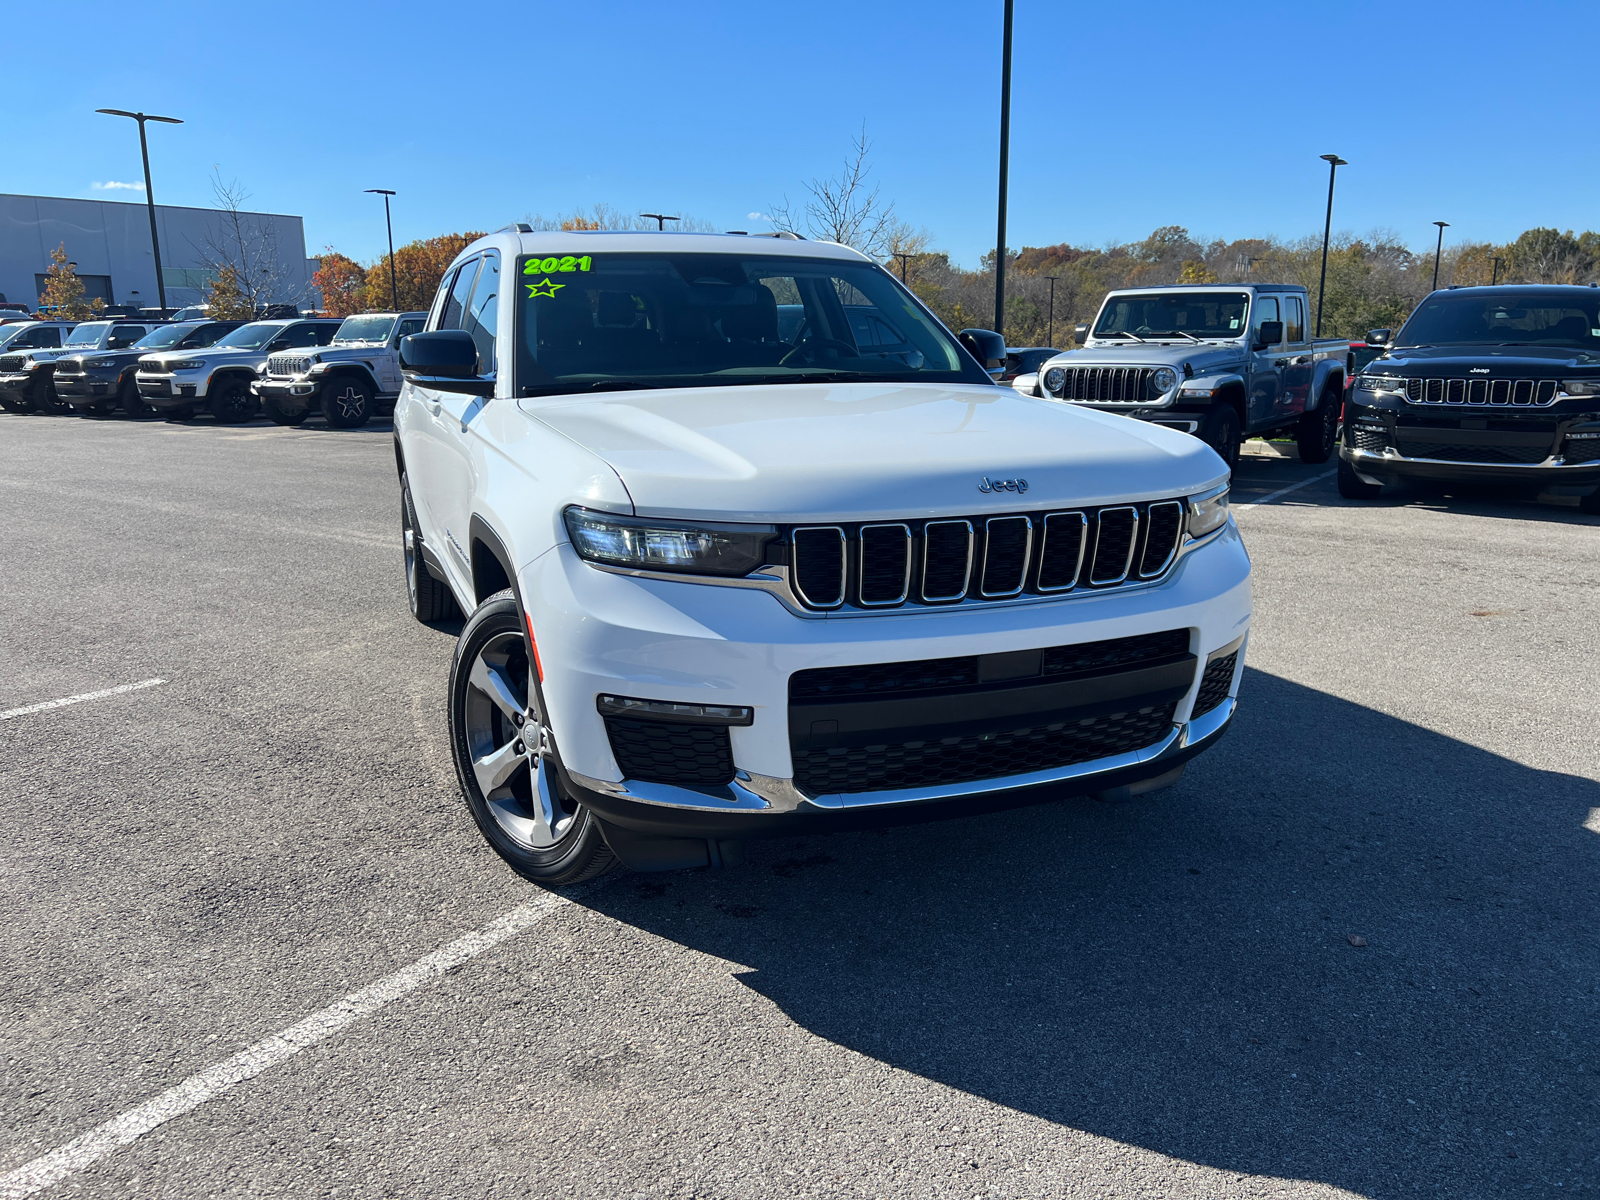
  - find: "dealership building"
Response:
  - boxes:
[0,192,319,312]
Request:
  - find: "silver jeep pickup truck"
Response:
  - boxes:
[1028,284,1350,469]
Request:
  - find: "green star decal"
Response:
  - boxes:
[525,277,565,299]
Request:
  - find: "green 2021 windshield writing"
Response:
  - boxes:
[523,256,592,275]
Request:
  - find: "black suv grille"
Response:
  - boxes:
[604,717,733,786]
[1404,377,1558,407]
[1350,425,1389,452]
[1054,366,1154,403]
[1193,652,1237,718]
[1563,437,1600,464]
[1403,441,1550,465]
[791,705,1176,795]
[787,499,1187,612]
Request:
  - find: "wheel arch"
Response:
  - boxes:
[468,514,520,611]
[1308,361,1345,410]
[1215,380,1247,424]
[319,363,380,392]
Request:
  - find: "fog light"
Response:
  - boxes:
[597,695,754,725]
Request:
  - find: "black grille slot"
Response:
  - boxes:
[1403,442,1550,464]
[1138,501,1183,577]
[980,516,1031,597]
[605,717,734,785]
[791,526,845,608]
[1193,652,1238,718]
[1351,425,1389,452]
[921,520,972,601]
[791,705,1176,795]
[1089,507,1137,584]
[53,360,83,376]
[1563,438,1600,464]
[1036,512,1086,591]
[1040,629,1190,679]
[858,524,910,606]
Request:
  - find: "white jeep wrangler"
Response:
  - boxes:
[396,230,1251,883]
[254,311,427,428]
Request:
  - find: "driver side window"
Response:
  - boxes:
[1254,296,1281,342]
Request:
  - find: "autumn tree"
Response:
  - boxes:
[205,264,254,320]
[192,172,302,312]
[314,250,367,316]
[362,232,485,313]
[37,244,102,320]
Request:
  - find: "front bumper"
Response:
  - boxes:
[252,378,317,406]
[0,371,34,397]
[1340,445,1600,488]
[55,373,118,400]
[136,371,208,404]
[524,521,1252,836]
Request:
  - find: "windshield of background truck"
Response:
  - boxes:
[211,322,280,350]
[1094,292,1250,339]
[333,315,395,344]
[512,252,988,391]
[1396,292,1600,349]
[63,321,111,348]
[0,324,38,348]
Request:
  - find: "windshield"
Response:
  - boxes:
[513,252,987,392]
[333,315,395,344]
[63,321,111,348]
[212,322,281,350]
[1094,292,1250,339]
[1396,292,1600,348]
[133,324,193,350]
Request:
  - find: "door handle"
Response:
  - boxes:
[1275,359,1289,367]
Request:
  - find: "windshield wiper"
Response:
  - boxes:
[1153,329,1203,343]
[1100,330,1146,343]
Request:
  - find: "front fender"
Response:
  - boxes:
[313,363,380,391]
[1184,372,1245,401]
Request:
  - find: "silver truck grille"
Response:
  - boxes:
[1054,366,1154,403]
[1404,377,1558,407]
[0,354,27,371]
[268,354,313,378]
[788,500,1186,612]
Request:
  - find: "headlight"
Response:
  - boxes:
[87,358,117,368]
[1558,379,1600,397]
[1187,485,1229,538]
[1042,366,1066,394]
[1150,367,1178,394]
[563,507,777,576]
[169,360,206,371]
[1355,374,1407,395]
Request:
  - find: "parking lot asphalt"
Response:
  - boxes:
[1,414,1596,1200]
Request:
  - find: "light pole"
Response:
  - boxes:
[640,213,679,231]
[993,0,1014,338]
[365,189,399,310]
[1432,221,1450,292]
[95,108,182,312]
[1492,256,1503,286]
[1045,275,1059,346]
[893,252,913,283]
[1315,154,1346,336]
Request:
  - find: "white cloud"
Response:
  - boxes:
[92,180,145,191]
[747,211,768,221]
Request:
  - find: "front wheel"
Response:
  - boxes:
[1199,402,1241,473]
[0,391,32,414]
[119,375,159,419]
[321,378,373,429]
[1337,455,1384,499]
[33,375,72,415]
[1296,396,1340,464]
[209,376,258,424]
[261,393,308,426]
[448,591,616,886]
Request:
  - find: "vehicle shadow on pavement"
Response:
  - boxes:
[578,667,1599,1198]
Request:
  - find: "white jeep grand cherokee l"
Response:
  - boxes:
[396,230,1250,884]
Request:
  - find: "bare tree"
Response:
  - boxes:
[189,172,304,312]
[769,126,897,260]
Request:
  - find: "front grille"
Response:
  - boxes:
[1401,442,1551,465]
[1193,652,1237,718]
[604,716,733,786]
[1404,377,1558,407]
[787,499,1187,612]
[1054,365,1154,403]
[53,359,83,376]
[791,705,1176,795]
[0,354,26,371]
[268,354,313,378]
[789,629,1191,703]
[1563,438,1600,464]
[1351,425,1390,452]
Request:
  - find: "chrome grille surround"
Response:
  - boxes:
[1049,365,1155,403]
[1403,377,1558,407]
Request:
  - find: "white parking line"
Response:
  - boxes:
[1233,468,1336,511]
[0,679,167,721]
[0,884,604,1197]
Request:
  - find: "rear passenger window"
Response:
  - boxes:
[311,324,338,347]
[396,318,423,340]
[33,328,62,348]
[462,251,500,373]
[439,259,479,331]
[281,324,320,349]
[109,325,144,348]
[1285,297,1304,342]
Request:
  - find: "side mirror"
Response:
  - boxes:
[1366,328,1392,345]
[1073,323,1089,345]
[400,330,494,395]
[1255,320,1283,348]
[1011,372,1040,396]
[957,328,1006,375]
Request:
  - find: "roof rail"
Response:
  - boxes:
[749,230,802,239]
[498,223,533,234]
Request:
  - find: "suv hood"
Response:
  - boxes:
[144,346,270,366]
[1375,344,1600,375]
[520,381,1226,523]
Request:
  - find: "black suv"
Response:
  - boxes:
[55,320,246,418]
[1341,285,1600,513]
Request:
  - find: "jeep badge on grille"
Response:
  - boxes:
[978,477,1029,494]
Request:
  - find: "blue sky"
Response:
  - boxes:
[5,0,1596,268]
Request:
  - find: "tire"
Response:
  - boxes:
[209,376,258,424]
[261,393,308,426]
[0,389,34,414]
[32,374,72,416]
[119,375,159,419]
[1295,394,1340,464]
[1580,487,1600,515]
[321,377,373,429]
[449,590,617,886]
[1199,402,1241,473]
[401,473,460,623]
[1337,455,1384,499]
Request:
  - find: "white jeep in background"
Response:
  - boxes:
[254,311,427,428]
[393,230,1251,884]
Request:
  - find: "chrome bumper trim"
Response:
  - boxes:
[1345,446,1593,470]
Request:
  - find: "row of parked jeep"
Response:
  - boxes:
[0,309,425,428]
